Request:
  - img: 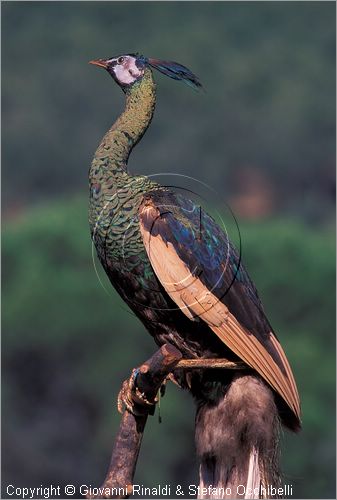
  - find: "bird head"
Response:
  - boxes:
[89,53,202,91]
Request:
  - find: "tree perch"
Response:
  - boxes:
[86,343,183,499]
[87,344,248,499]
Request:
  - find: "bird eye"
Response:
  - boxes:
[117,56,125,64]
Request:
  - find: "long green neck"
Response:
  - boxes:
[92,68,156,183]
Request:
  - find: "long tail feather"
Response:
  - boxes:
[245,448,261,499]
[195,374,281,499]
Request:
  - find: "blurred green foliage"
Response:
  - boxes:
[2,2,336,499]
[2,197,335,498]
[2,1,335,220]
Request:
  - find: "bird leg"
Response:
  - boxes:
[117,368,159,417]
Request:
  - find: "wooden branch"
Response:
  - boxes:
[176,358,247,370]
[86,343,182,499]
[86,346,249,499]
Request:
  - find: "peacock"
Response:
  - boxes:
[88,53,301,497]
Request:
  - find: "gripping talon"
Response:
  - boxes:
[117,379,134,414]
[117,368,158,416]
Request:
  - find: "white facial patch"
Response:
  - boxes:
[114,56,144,85]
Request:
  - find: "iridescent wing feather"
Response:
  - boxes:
[139,190,301,427]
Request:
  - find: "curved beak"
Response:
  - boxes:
[89,58,109,69]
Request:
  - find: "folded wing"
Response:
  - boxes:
[139,191,301,427]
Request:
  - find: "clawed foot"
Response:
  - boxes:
[117,368,164,416]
